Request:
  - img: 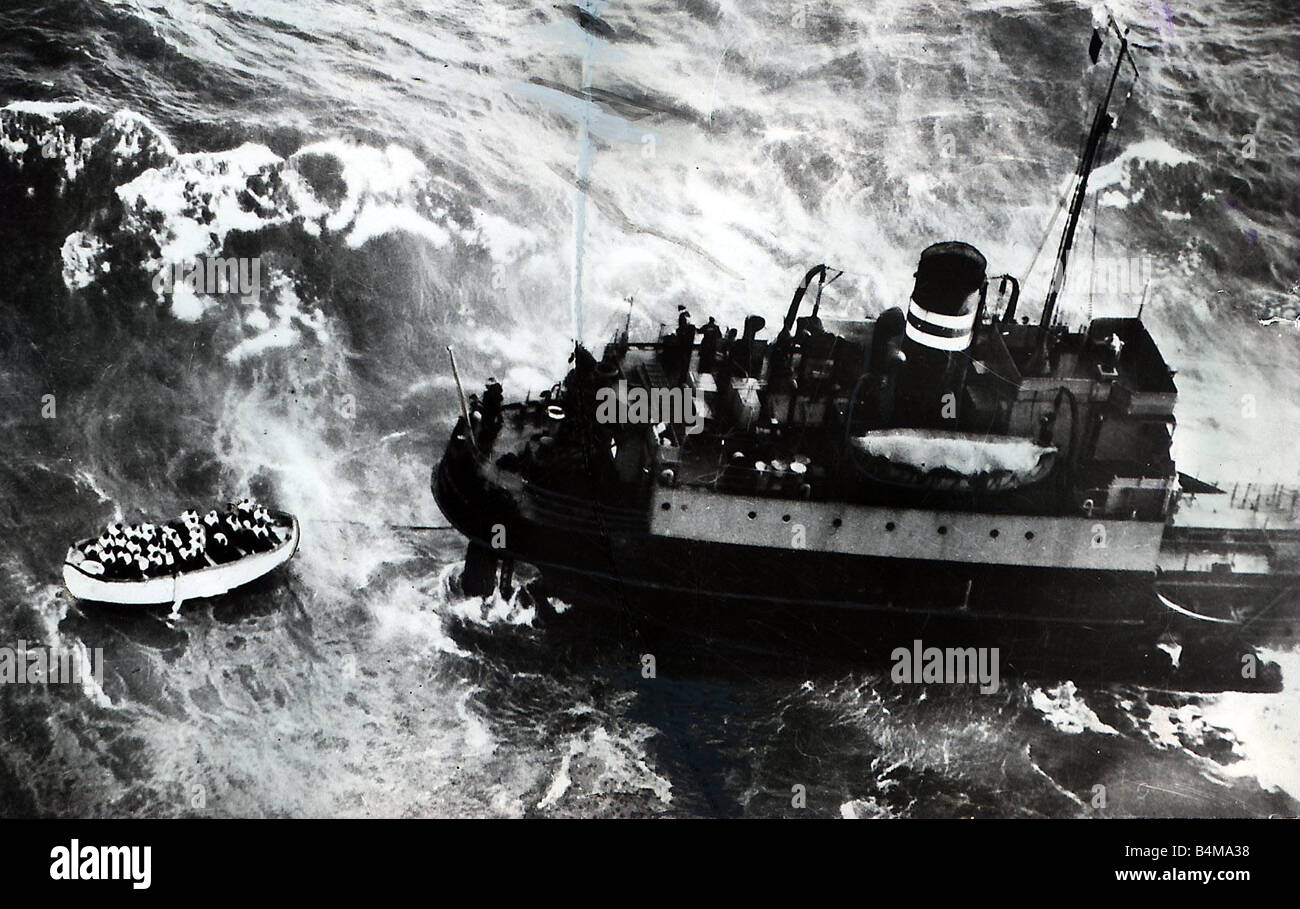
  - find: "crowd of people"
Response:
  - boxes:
[78,500,281,580]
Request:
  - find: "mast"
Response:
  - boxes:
[1029,16,1139,374]
[446,346,478,454]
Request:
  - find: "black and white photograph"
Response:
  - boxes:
[0,0,1296,862]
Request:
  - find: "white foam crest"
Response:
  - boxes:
[455,686,497,754]
[370,580,468,659]
[1,101,104,186]
[346,203,450,249]
[1187,649,1300,798]
[113,142,285,319]
[224,271,318,363]
[60,232,106,289]
[536,725,672,810]
[57,122,463,338]
[288,140,450,248]
[3,99,102,118]
[436,561,537,628]
[1120,684,1297,798]
[106,109,178,165]
[536,750,573,810]
[1027,681,1120,735]
[1089,138,1197,194]
[16,585,115,710]
[839,797,895,819]
[71,638,113,709]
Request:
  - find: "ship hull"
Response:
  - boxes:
[433,439,1291,687]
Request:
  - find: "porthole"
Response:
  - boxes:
[747,511,757,520]
[832,518,842,528]
[937,526,948,535]
[989,529,1000,538]
[661,502,671,511]
[885,521,896,531]
[1024,531,1035,540]
[781,514,791,523]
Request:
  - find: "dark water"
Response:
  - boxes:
[0,0,1296,817]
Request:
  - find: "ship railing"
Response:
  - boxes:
[684,466,819,500]
[1180,480,1300,518]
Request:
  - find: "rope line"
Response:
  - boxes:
[308,519,457,531]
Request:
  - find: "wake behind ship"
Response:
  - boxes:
[432,21,1299,685]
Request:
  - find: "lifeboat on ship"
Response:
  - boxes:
[850,428,1057,493]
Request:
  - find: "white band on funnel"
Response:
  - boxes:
[905,299,976,351]
[905,321,971,350]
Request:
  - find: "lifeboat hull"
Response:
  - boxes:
[62,513,300,606]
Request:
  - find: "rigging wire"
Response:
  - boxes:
[1023,176,1076,291]
[1088,191,1100,327]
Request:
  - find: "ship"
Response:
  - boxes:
[431,20,1299,683]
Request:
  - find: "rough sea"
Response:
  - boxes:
[1,0,1297,817]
